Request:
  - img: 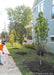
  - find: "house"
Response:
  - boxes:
[33,0,54,53]
[25,22,33,44]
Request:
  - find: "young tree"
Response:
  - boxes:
[18,24,26,44]
[34,12,49,64]
[10,31,14,46]
[13,30,17,42]
[13,30,17,48]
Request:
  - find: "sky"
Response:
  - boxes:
[0,0,34,33]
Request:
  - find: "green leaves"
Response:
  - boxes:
[34,12,49,49]
[13,30,17,42]
[7,5,32,27]
[10,31,14,46]
[18,25,26,44]
[7,5,32,43]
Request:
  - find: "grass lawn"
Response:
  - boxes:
[5,43,54,75]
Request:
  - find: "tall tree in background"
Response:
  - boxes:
[7,5,32,32]
[1,31,5,39]
[7,5,32,44]
[1,31,9,40]
[18,24,25,44]
[15,5,32,26]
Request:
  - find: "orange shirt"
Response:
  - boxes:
[0,44,4,51]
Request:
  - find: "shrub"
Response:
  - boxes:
[10,31,14,46]
[24,40,27,42]
[24,44,35,50]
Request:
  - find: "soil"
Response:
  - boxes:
[23,60,54,74]
[47,52,54,56]
[12,48,19,49]
[16,52,27,56]
[25,46,35,50]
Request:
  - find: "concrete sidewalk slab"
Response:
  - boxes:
[0,46,22,75]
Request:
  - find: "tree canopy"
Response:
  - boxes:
[34,12,49,65]
[7,5,32,32]
[1,31,9,40]
[6,5,32,44]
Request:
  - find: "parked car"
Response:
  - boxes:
[1,41,5,45]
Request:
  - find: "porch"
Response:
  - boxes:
[25,24,33,44]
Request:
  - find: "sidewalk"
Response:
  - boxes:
[0,45,22,75]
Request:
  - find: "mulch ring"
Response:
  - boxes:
[47,52,54,56]
[16,52,27,56]
[12,48,19,49]
[23,60,54,74]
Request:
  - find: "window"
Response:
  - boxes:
[41,2,44,12]
[52,0,54,19]
[52,0,54,4]
[52,5,54,19]
[38,5,40,12]
[51,37,54,42]
[38,2,44,13]
[50,35,54,42]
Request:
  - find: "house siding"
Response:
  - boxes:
[33,0,54,53]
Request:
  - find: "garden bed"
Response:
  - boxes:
[23,60,54,74]
[12,48,19,49]
[16,52,27,56]
[47,52,54,56]
[25,46,35,50]
[24,44,35,50]
[6,43,54,75]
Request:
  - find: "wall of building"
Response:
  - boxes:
[33,0,54,53]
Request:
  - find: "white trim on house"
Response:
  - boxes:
[27,40,32,44]
[35,0,45,8]
[50,17,54,21]
[38,1,44,13]
[33,0,45,12]
[50,35,54,43]
[33,0,45,13]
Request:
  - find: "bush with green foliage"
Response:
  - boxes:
[18,25,25,44]
[13,30,17,42]
[24,44,35,49]
[9,31,14,46]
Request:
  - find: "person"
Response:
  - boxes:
[0,43,4,65]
